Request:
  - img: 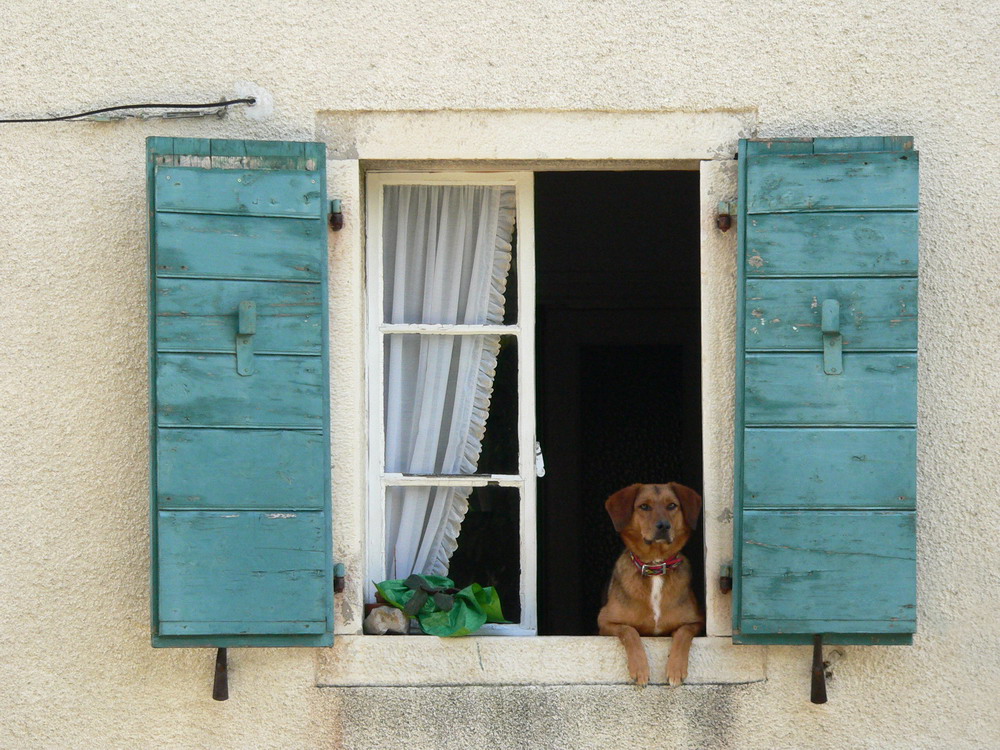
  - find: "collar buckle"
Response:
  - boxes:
[630,551,682,576]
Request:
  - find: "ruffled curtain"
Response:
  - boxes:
[382,184,515,578]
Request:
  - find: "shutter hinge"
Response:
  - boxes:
[329,199,344,231]
[333,562,346,593]
[719,563,733,593]
[716,201,736,232]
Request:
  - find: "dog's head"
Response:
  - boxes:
[605,483,702,558]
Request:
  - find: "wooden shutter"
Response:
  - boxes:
[733,137,918,645]
[148,138,332,647]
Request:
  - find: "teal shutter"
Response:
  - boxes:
[148,138,332,647]
[733,137,918,645]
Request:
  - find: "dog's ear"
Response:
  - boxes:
[605,484,641,532]
[669,482,702,531]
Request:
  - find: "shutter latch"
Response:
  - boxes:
[236,301,256,376]
[821,299,843,375]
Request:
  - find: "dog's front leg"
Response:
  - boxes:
[601,623,649,686]
[666,622,700,687]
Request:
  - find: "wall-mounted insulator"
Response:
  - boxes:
[329,199,344,231]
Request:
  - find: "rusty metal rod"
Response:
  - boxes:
[213,648,229,701]
[810,634,827,704]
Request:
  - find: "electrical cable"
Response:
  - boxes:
[0,97,256,123]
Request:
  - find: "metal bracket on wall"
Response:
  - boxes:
[811,635,828,704]
[212,648,229,701]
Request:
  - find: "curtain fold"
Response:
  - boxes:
[383,185,515,578]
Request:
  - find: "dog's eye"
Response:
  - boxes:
[638,503,651,511]
[667,502,678,510]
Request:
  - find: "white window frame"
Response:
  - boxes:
[365,171,537,635]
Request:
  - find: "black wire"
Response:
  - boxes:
[0,97,256,123]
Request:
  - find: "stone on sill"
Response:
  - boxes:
[363,605,410,635]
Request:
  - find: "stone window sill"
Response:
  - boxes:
[317,635,765,688]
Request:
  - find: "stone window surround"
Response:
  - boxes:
[316,108,766,687]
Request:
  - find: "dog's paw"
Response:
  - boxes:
[666,656,688,687]
[628,657,650,687]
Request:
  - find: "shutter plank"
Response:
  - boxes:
[745,278,917,350]
[156,353,324,428]
[746,212,918,276]
[154,166,323,218]
[743,428,915,509]
[155,212,324,281]
[157,429,326,510]
[158,511,328,632]
[156,278,322,354]
[740,510,916,633]
[745,353,916,425]
[747,151,918,213]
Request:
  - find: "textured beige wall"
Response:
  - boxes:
[2,1,999,748]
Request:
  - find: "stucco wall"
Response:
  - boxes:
[2,1,999,748]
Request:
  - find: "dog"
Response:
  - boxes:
[597,482,703,687]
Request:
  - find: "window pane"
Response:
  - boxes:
[383,334,518,475]
[448,485,522,624]
[382,184,516,325]
[385,485,522,624]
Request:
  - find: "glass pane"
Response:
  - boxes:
[502,225,518,326]
[448,485,522,624]
[382,184,516,325]
[383,334,518,475]
[385,485,522,624]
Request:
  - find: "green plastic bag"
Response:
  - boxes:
[374,574,508,637]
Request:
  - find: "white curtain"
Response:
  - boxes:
[382,184,516,578]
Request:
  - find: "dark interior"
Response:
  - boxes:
[535,171,703,635]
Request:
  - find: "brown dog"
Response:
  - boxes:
[598,483,703,687]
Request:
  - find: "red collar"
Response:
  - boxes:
[630,551,683,576]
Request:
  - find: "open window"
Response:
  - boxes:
[365,169,703,636]
[534,171,702,635]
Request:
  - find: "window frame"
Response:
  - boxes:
[364,171,537,635]
[352,156,737,644]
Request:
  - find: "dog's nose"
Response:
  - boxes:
[656,520,671,531]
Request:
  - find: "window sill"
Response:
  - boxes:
[317,635,765,687]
